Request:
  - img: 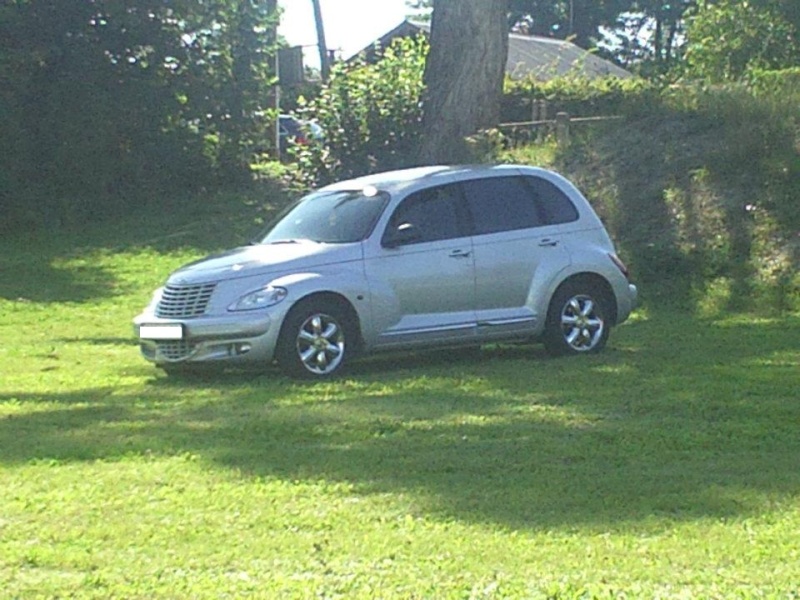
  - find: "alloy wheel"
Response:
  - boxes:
[559,294,605,352]
[295,312,345,375]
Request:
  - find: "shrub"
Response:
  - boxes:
[747,67,800,98]
[291,36,428,188]
[502,76,659,123]
[684,0,800,82]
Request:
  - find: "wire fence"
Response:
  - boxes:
[498,112,625,148]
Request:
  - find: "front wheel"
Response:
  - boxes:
[543,281,611,356]
[276,300,352,379]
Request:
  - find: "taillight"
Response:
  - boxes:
[609,253,630,278]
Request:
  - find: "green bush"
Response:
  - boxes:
[747,66,800,98]
[291,36,428,188]
[684,0,799,82]
[502,76,659,123]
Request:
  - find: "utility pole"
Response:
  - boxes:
[311,0,330,80]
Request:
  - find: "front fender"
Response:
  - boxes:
[269,268,373,335]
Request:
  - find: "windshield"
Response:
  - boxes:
[259,189,390,244]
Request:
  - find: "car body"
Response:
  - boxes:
[278,114,324,155]
[134,164,637,378]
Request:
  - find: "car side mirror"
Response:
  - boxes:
[383,222,421,248]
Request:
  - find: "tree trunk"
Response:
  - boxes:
[418,0,509,164]
[653,4,663,64]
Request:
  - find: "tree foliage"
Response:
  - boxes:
[0,0,278,230]
[1,0,796,234]
[599,1,693,72]
[509,0,632,49]
[292,36,428,187]
[409,0,696,73]
[684,0,800,81]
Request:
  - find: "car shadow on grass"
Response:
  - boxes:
[1,314,798,532]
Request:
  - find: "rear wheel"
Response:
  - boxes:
[544,280,611,356]
[276,299,353,379]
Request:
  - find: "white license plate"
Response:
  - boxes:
[139,324,184,340]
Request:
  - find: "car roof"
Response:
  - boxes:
[321,164,559,195]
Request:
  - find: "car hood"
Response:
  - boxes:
[167,241,363,285]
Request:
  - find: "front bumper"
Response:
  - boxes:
[133,311,279,365]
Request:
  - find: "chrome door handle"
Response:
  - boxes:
[449,249,472,258]
[538,239,559,247]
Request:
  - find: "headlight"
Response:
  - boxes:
[229,285,288,311]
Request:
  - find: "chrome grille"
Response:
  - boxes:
[156,340,196,361]
[156,283,216,318]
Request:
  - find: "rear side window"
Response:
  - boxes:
[462,177,542,235]
[523,176,579,225]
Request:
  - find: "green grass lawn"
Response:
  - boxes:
[1,193,799,598]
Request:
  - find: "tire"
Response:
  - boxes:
[276,299,352,379]
[543,280,611,356]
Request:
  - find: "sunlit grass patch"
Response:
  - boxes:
[1,202,799,598]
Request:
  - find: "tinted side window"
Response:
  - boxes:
[462,177,542,235]
[384,184,464,245]
[524,176,579,225]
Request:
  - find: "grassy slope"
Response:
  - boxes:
[1,177,799,597]
[564,103,799,314]
[505,82,800,316]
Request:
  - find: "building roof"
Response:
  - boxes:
[349,20,632,81]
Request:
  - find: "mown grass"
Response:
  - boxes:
[1,189,799,598]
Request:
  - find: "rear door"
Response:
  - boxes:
[462,175,575,338]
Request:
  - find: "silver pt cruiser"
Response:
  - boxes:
[134,165,637,378]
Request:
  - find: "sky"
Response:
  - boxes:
[277,0,416,68]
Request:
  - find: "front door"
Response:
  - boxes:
[363,183,476,348]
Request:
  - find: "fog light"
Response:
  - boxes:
[233,343,252,356]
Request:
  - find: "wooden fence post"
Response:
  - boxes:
[536,100,548,142]
[556,111,570,147]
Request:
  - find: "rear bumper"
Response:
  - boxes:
[618,283,638,324]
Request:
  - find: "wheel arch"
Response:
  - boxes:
[281,290,365,353]
[551,272,618,325]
